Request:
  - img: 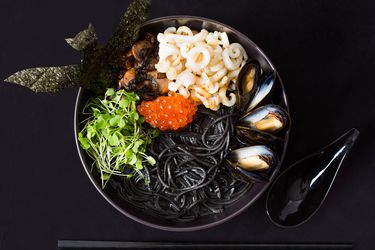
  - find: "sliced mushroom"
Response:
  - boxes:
[118,34,165,100]
[132,40,152,61]
[119,49,135,70]
[148,71,169,94]
[144,32,157,45]
[119,68,136,88]
[148,70,164,79]
[145,56,159,71]
[137,77,160,100]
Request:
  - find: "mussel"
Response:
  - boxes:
[236,125,284,147]
[239,104,288,133]
[225,145,278,183]
[245,71,276,113]
[235,104,288,147]
[236,60,261,112]
[236,60,277,113]
[226,60,287,184]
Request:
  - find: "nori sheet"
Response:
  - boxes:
[4,65,81,93]
[106,0,151,61]
[4,0,151,94]
[65,24,98,52]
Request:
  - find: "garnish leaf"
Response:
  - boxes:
[4,65,80,93]
[65,24,98,51]
[78,89,158,188]
[146,156,156,165]
[105,88,115,96]
[109,134,120,146]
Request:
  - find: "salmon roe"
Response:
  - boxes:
[137,94,197,131]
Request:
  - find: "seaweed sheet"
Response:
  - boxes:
[65,24,98,52]
[5,65,81,93]
[106,0,151,60]
[4,0,151,94]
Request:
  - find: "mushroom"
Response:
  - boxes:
[119,68,136,88]
[145,56,159,71]
[123,49,135,69]
[148,71,169,94]
[118,34,166,100]
[137,77,160,100]
[157,78,169,94]
[131,40,152,61]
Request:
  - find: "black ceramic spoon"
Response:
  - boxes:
[266,128,360,227]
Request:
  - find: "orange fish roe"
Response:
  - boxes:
[137,94,197,131]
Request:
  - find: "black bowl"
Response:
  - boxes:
[74,16,290,231]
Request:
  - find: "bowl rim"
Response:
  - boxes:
[74,15,291,232]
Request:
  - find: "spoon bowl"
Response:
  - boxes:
[266,128,360,227]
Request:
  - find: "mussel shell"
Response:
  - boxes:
[225,145,278,183]
[234,168,270,182]
[236,60,261,113]
[245,71,276,113]
[235,125,284,148]
[238,104,289,134]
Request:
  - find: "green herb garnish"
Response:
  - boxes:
[78,88,158,188]
[4,0,151,94]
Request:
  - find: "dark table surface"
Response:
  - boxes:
[1,0,375,249]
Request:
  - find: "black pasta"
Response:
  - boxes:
[109,106,252,221]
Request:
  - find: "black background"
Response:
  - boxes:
[1,0,375,249]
